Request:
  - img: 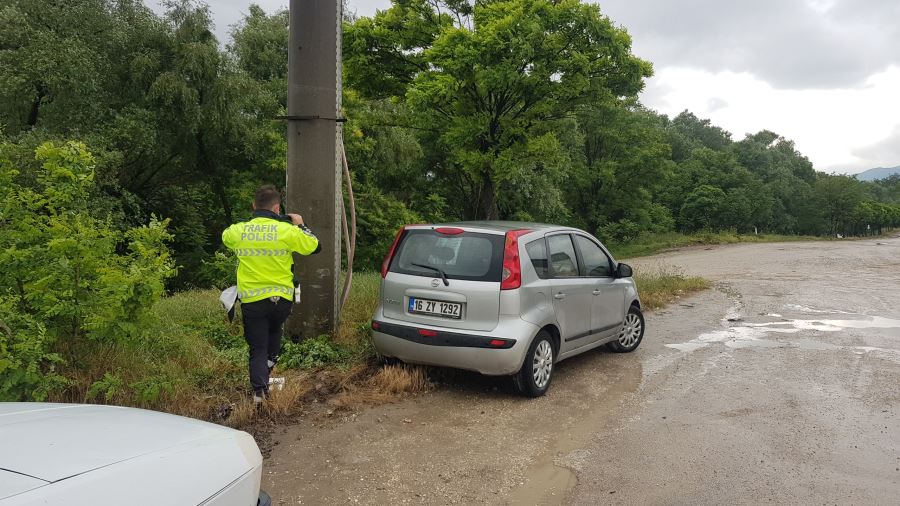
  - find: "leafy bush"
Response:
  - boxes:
[600,219,642,243]
[0,300,67,401]
[280,335,346,369]
[129,376,176,405]
[86,372,125,402]
[188,316,243,351]
[197,250,238,290]
[679,185,727,231]
[354,184,424,271]
[0,141,176,401]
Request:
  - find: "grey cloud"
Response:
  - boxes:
[148,0,288,42]
[852,125,900,165]
[348,0,389,17]
[706,97,728,112]
[194,0,382,42]
[211,0,287,38]
[599,0,900,89]
[166,0,900,90]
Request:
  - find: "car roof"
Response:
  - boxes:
[418,221,568,233]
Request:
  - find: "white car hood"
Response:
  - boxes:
[0,471,47,499]
[0,403,248,482]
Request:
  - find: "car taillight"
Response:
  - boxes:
[381,227,407,278]
[501,229,531,290]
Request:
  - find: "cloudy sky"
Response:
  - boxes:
[153,0,900,174]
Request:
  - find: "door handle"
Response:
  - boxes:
[553,293,567,300]
[592,289,602,295]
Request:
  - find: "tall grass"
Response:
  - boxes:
[634,266,709,310]
[336,272,382,344]
[53,289,247,421]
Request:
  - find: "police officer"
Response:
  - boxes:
[222,185,320,402]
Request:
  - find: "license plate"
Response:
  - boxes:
[408,298,462,319]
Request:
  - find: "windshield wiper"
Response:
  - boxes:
[411,262,449,286]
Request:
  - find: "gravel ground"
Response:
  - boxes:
[262,235,900,505]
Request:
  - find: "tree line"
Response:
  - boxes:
[2,0,898,290]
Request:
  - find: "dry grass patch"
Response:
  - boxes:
[368,364,429,395]
[221,363,430,428]
[327,364,430,410]
[634,266,710,311]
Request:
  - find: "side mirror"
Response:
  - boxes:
[616,263,633,278]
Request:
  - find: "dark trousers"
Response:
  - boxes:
[241,297,293,395]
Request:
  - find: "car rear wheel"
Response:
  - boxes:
[515,330,555,397]
[379,355,402,367]
[607,305,644,353]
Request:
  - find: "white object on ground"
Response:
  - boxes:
[268,377,285,391]
[219,285,238,312]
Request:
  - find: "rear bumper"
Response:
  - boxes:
[371,316,538,376]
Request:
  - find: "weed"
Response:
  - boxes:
[86,372,125,402]
[634,265,710,311]
[280,335,347,369]
[369,364,429,395]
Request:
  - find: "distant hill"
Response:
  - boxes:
[856,165,900,181]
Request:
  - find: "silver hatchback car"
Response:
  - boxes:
[371,222,644,397]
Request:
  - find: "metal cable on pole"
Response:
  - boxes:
[339,136,357,315]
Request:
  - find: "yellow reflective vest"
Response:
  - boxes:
[222,212,319,303]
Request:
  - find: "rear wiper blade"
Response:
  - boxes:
[411,262,449,286]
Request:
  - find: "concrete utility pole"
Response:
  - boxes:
[285,0,342,339]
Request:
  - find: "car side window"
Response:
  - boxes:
[574,235,612,277]
[525,239,549,279]
[547,234,579,278]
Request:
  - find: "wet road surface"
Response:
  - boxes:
[263,236,900,505]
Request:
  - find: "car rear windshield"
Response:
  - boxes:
[389,229,505,282]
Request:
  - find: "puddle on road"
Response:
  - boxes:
[751,316,900,332]
[507,356,644,506]
[666,305,900,356]
[783,303,854,315]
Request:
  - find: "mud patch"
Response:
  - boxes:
[505,355,644,505]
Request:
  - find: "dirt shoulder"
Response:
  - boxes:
[262,236,900,505]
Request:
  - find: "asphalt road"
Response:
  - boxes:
[263,235,900,505]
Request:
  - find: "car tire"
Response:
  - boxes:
[606,304,645,353]
[379,355,402,367]
[515,330,555,397]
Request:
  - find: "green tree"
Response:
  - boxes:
[0,0,125,131]
[572,103,674,238]
[345,0,652,219]
[814,175,863,236]
[679,185,727,232]
[666,111,732,161]
[722,187,753,232]
[1,0,284,287]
